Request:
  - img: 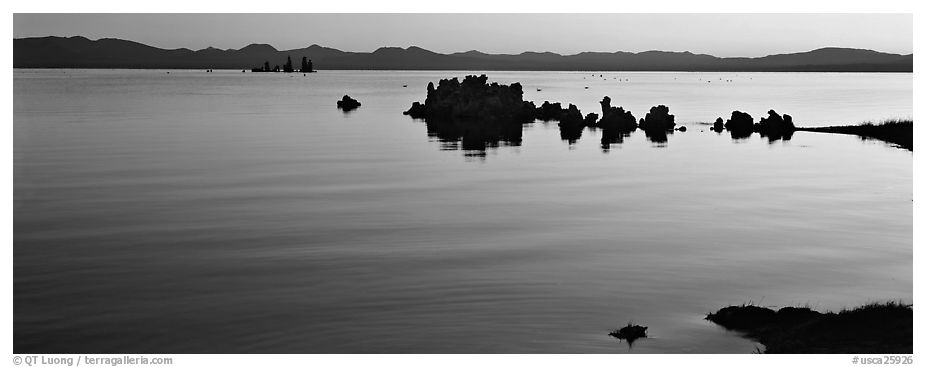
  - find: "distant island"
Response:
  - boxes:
[251,56,314,73]
[13,36,913,72]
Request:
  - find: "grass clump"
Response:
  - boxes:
[796,119,912,151]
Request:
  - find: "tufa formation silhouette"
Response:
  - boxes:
[403,75,537,123]
[337,95,361,111]
[638,105,676,132]
[725,111,755,139]
[597,96,637,131]
[723,110,796,141]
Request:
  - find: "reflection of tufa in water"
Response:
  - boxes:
[600,126,633,152]
[422,117,523,159]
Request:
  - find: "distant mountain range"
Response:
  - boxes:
[13,36,913,72]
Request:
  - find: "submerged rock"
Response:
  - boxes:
[337,95,361,111]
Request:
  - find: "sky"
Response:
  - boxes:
[13,13,913,57]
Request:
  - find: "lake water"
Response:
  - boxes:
[13,69,912,353]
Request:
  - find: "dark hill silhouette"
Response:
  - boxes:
[13,36,913,72]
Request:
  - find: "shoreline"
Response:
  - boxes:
[795,120,913,151]
[707,302,912,353]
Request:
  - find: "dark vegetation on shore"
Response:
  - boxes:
[795,120,912,151]
[706,302,912,353]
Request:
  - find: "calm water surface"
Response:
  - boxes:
[14,70,912,353]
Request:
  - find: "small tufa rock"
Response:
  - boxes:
[337,95,361,111]
[608,323,648,346]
